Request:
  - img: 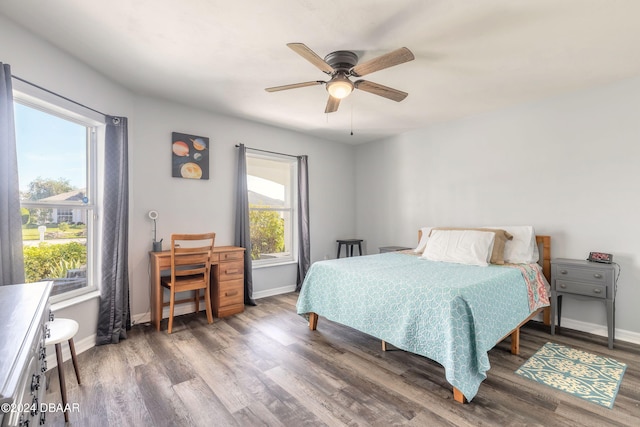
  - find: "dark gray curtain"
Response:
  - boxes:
[234,144,256,305]
[296,155,310,292]
[0,63,25,285]
[97,116,130,345]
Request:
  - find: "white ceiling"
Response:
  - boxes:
[2,0,640,144]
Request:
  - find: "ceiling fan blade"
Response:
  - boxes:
[265,81,323,92]
[325,96,340,113]
[354,80,408,102]
[351,47,414,77]
[287,43,334,74]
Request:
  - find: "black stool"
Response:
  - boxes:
[336,239,363,258]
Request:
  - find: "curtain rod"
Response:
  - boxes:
[235,144,299,159]
[11,74,107,117]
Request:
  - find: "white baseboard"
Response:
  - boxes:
[45,333,96,371]
[559,317,640,345]
[253,284,296,300]
[132,302,204,326]
[129,286,297,326]
[526,311,639,346]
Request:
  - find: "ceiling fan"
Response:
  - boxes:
[265,43,415,113]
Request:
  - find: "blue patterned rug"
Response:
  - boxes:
[515,342,626,408]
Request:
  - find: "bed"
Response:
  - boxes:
[296,228,551,403]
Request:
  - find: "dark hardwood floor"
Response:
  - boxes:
[45,293,639,426]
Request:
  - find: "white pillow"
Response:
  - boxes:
[483,225,538,263]
[413,227,432,253]
[422,229,495,267]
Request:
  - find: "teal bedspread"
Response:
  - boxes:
[296,252,549,401]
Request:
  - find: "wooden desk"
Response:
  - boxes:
[149,246,245,331]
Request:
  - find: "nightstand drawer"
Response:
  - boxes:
[556,279,607,299]
[554,265,608,284]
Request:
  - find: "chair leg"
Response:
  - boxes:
[68,338,81,385]
[168,288,176,334]
[205,285,213,324]
[55,343,69,423]
[195,289,199,312]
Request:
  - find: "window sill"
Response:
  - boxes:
[50,289,100,312]
[252,260,297,270]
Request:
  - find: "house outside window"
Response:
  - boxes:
[14,96,100,300]
[246,152,297,266]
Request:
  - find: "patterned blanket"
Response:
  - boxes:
[504,263,550,311]
[296,252,550,401]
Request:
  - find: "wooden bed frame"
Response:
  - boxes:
[305,234,551,404]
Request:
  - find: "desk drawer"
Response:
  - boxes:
[555,265,608,284]
[220,250,244,262]
[556,280,606,299]
[217,303,244,317]
[219,260,244,281]
[217,279,244,307]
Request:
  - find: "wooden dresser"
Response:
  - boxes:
[0,281,53,427]
[149,246,246,330]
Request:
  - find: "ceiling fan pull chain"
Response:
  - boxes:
[350,102,354,136]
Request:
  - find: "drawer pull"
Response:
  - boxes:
[593,288,602,294]
[225,268,240,275]
[559,283,567,289]
[31,374,40,392]
[225,290,239,297]
[31,396,38,416]
[560,270,568,274]
[593,273,602,279]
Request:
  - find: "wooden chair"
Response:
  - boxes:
[161,232,215,333]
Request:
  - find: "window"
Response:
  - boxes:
[14,97,99,300]
[246,153,297,265]
[56,209,74,224]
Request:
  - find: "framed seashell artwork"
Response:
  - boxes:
[171,132,209,179]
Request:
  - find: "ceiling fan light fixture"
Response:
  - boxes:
[326,75,354,99]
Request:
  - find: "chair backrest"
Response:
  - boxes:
[169,233,216,284]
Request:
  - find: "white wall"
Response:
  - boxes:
[355,76,640,341]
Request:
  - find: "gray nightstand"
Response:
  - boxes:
[379,246,412,253]
[550,258,617,349]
